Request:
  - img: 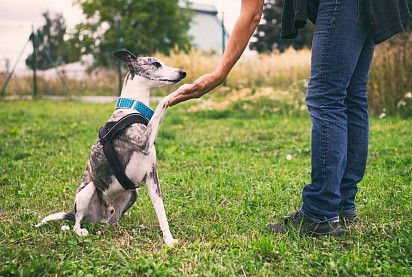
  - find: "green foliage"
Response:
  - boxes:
[68,0,192,68]
[1,101,411,275]
[368,34,412,118]
[25,12,78,70]
[250,0,314,53]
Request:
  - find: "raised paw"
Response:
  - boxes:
[165,84,189,104]
[164,237,179,248]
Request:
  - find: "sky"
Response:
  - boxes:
[0,0,241,72]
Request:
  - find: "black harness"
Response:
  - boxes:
[98,113,149,190]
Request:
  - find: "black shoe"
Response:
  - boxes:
[339,210,358,225]
[266,211,344,237]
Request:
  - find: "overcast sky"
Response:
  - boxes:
[0,0,241,72]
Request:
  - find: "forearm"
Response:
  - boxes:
[168,0,263,106]
[214,0,264,80]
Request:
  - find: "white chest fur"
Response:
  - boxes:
[105,147,156,200]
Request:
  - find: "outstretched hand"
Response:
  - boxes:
[168,73,225,106]
[169,0,264,106]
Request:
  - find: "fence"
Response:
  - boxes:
[0,21,125,99]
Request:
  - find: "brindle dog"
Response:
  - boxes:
[36,50,187,247]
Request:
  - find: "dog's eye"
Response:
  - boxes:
[152,62,161,68]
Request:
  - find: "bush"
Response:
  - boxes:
[368,33,412,117]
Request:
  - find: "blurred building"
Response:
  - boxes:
[13,1,229,78]
[180,1,229,54]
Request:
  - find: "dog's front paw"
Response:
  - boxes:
[164,237,179,248]
[178,83,191,92]
[165,84,190,105]
[75,228,89,236]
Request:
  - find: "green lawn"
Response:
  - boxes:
[0,100,411,276]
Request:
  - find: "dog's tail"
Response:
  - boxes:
[35,212,75,227]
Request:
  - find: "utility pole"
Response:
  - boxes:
[115,17,123,96]
[221,12,226,55]
[31,26,38,99]
[221,13,227,86]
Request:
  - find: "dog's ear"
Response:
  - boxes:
[112,49,137,64]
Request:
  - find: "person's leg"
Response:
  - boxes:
[301,0,372,222]
[268,0,374,235]
[339,33,375,216]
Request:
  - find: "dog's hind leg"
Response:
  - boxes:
[73,182,95,236]
[146,164,178,247]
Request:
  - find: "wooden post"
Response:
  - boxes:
[221,13,227,86]
[115,17,123,96]
[31,26,38,99]
[221,12,226,55]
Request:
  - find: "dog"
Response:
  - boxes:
[36,49,187,247]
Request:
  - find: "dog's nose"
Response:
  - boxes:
[178,70,186,78]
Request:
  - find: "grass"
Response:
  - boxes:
[0,100,411,276]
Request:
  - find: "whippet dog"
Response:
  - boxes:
[36,49,187,247]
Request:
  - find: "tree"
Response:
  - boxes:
[68,0,192,68]
[26,12,77,70]
[249,0,313,53]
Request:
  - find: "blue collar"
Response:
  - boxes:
[115,98,154,121]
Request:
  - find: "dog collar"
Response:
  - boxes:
[115,98,154,121]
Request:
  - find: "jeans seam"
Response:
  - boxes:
[319,5,338,186]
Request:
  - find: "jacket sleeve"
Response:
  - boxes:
[281,0,318,39]
[281,0,299,39]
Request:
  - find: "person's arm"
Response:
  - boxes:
[169,0,264,106]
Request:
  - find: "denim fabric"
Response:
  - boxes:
[301,0,375,222]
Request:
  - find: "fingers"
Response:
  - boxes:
[168,93,194,106]
[168,74,214,106]
[168,84,197,106]
[178,83,193,92]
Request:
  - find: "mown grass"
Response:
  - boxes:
[0,100,411,276]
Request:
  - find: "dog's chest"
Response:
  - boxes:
[88,110,155,194]
[104,146,155,200]
[125,149,155,183]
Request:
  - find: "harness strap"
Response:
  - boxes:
[99,113,149,190]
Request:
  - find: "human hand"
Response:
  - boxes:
[169,72,225,106]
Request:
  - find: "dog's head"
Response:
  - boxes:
[112,49,186,88]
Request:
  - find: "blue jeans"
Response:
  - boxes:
[301,0,375,222]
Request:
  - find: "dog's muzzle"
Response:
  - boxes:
[160,70,187,83]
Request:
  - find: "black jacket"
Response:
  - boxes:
[281,0,411,44]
